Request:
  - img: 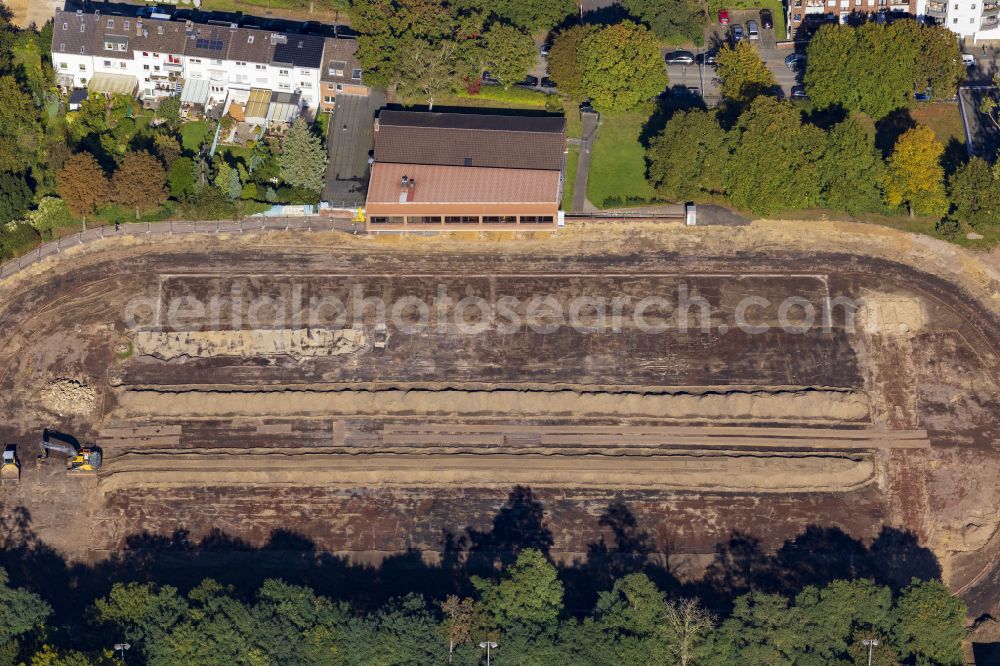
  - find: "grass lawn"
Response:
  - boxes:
[911,102,966,148]
[181,121,212,153]
[562,145,580,211]
[586,107,658,209]
[563,100,582,139]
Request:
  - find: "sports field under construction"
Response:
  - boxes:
[1,220,999,617]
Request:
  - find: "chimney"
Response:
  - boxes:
[399,176,408,204]
[406,178,415,202]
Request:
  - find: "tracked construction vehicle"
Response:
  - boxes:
[1,445,19,485]
[40,431,102,472]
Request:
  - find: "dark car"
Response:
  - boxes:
[516,75,540,88]
[760,8,774,29]
[482,72,501,86]
[790,84,808,99]
[697,50,718,65]
[580,100,595,114]
[665,50,696,65]
[540,77,556,89]
[784,53,806,68]
[914,89,932,101]
[540,43,551,57]
[731,24,744,42]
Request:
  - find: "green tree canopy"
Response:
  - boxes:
[482,23,537,88]
[0,75,41,173]
[25,197,74,238]
[716,41,776,105]
[646,109,727,200]
[473,548,564,632]
[0,171,32,227]
[578,21,668,113]
[0,568,51,647]
[547,24,597,102]
[622,0,705,46]
[167,157,196,200]
[948,156,1000,228]
[725,97,825,215]
[895,579,966,666]
[464,0,574,31]
[884,124,948,217]
[817,118,885,214]
[278,118,328,193]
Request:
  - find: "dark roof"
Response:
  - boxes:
[272,34,324,68]
[374,111,566,171]
[320,37,361,84]
[182,25,232,59]
[69,88,89,103]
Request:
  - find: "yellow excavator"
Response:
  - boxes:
[1,444,19,485]
[40,431,102,472]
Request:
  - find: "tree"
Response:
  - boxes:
[26,197,74,239]
[817,118,885,214]
[56,152,110,220]
[793,579,894,663]
[213,160,242,201]
[168,157,196,200]
[884,124,948,218]
[394,37,471,109]
[664,598,715,666]
[547,24,597,101]
[153,132,182,166]
[439,596,477,664]
[482,24,537,88]
[594,573,672,664]
[622,0,705,46]
[92,582,188,651]
[725,97,826,215]
[156,95,181,127]
[111,151,168,217]
[894,579,966,666]
[0,567,51,660]
[0,75,41,173]
[949,156,1000,228]
[647,109,727,200]
[473,548,564,632]
[716,41,776,104]
[705,592,807,665]
[469,0,575,31]
[578,21,668,113]
[0,171,31,227]
[278,118,328,193]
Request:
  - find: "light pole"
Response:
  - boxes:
[862,638,879,666]
[113,643,131,664]
[478,641,498,666]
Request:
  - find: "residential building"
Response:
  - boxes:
[787,0,916,37]
[915,0,1000,39]
[365,111,567,230]
[52,7,365,123]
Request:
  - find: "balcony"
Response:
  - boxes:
[982,13,1000,27]
[983,1,1000,13]
[925,1,946,16]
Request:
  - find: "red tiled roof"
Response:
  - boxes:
[367,163,560,204]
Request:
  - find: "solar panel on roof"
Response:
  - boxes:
[195,38,224,50]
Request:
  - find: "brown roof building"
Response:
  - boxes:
[365,111,567,230]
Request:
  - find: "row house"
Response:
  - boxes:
[52,8,365,122]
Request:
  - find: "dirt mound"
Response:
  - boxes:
[134,328,367,360]
[39,378,97,415]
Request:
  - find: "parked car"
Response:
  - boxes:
[790,85,808,99]
[731,24,744,42]
[540,77,556,89]
[914,89,932,101]
[540,43,551,57]
[719,9,731,24]
[482,72,501,86]
[760,9,774,29]
[747,20,760,40]
[516,75,540,88]
[580,100,595,114]
[784,53,806,68]
[665,50,696,65]
[962,53,976,67]
[697,50,718,65]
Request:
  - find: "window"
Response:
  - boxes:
[279,69,289,76]
[62,22,68,30]
[444,216,479,224]
[143,51,149,56]
[954,16,959,21]
[520,215,554,224]
[119,61,126,69]
[255,64,266,70]
[104,60,112,67]
[855,0,861,5]
[190,58,201,64]
[105,41,115,50]
[157,26,163,34]
[211,84,225,93]
[352,68,362,80]
[212,59,222,65]
[154,65,160,71]
[143,64,150,70]
[411,216,442,224]
[323,95,335,103]
[278,81,291,90]
[328,61,345,76]
[301,81,312,89]
[482,216,516,224]
[236,61,247,67]
[107,18,114,27]
[335,83,343,91]
[59,61,67,69]
[80,24,85,32]
[369,216,404,224]
[123,20,130,29]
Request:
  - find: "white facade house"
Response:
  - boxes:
[916,0,1000,40]
[53,8,362,121]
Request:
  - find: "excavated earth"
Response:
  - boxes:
[1,221,999,618]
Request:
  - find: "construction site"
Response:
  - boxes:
[1,220,999,622]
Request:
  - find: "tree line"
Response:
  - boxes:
[0,547,967,665]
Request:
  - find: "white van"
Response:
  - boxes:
[747,20,760,40]
[962,53,976,67]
